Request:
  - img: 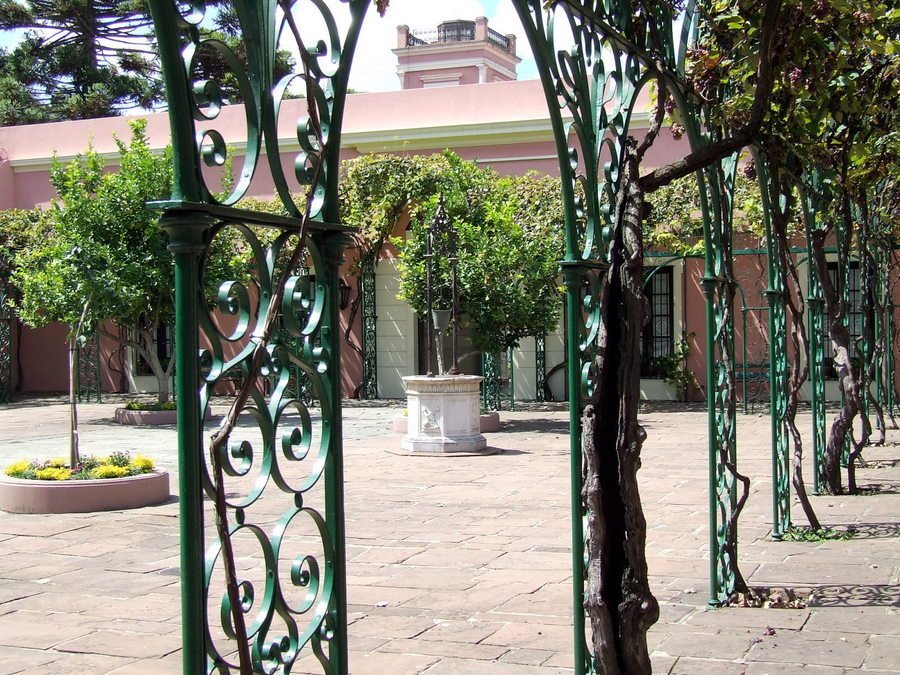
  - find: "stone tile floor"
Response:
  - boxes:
[0,396,897,673]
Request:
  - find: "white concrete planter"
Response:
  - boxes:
[401,375,488,453]
[0,471,170,514]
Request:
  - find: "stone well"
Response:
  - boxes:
[401,375,488,453]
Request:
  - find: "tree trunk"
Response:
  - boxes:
[136,325,172,404]
[583,147,657,674]
[68,336,80,468]
[810,225,863,495]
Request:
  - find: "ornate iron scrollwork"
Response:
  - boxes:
[0,261,12,404]
[148,1,369,672]
[481,351,501,412]
[360,257,377,399]
[76,333,102,403]
[535,333,546,402]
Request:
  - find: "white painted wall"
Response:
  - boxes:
[375,259,417,399]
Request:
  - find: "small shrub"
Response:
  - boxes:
[5,460,31,478]
[91,465,129,479]
[124,400,176,411]
[35,467,73,481]
[78,455,102,472]
[128,455,155,474]
[106,451,132,468]
[782,526,854,542]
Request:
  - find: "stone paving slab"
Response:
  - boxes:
[0,397,897,673]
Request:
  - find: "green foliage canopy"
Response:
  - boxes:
[347,152,566,355]
[0,0,164,124]
[12,119,173,333]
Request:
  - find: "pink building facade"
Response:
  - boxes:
[0,17,895,404]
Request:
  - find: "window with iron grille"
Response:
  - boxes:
[824,261,861,379]
[640,266,674,377]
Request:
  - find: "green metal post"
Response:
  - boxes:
[0,264,10,404]
[535,333,546,402]
[803,194,827,495]
[322,232,350,674]
[701,275,722,606]
[562,264,587,674]
[507,346,516,412]
[361,257,377,399]
[757,159,790,539]
[161,213,209,675]
[742,307,748,415]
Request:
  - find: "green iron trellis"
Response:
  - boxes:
[801,178,828,494]
[535,333,546,402]
[76,333,102,403]
[360,257,377,399]
[146,0,785,671]
[148,0,370,672]
[0,262,12,404]
[481,351,501,412]
[755,155,791,538]
[514,0,743,663]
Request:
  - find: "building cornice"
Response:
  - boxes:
[392,40,521,66]
[2,92,652,172]
[397,56,518,82]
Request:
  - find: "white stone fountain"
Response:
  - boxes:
[400,375,488,453]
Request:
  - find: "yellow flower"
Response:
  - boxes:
[129,455,155,473]
[4,460,31,478]
[35,467,73,481]
[48,457,68,468]
[90,465,129,479]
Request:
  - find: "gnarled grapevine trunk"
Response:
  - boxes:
[583,142,658,674]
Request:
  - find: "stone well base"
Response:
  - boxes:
[401,375,488,454]
[393,411,500,434]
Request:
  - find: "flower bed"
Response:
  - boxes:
[1,452,170,514]
[115,401,211,425]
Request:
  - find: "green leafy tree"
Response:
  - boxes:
[395,157,564,358]
[0,0,164,123]
[12,119,175,408]
[0,0,294,124]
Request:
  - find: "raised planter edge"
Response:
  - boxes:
[0,470,171,514]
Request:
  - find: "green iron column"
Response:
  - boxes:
[808,289,827,495]
[758,162,791,538]
[481,352,501,412]
[803,189,827,495]
[696,160,740,607]
[160,213,210,675]
[76,334,102,403]
[148,1,370,671]
[0,264,12,404]
[321,231,352,673]
[561,264,588,675]
[360,257,377,399]
[535,333,546,402]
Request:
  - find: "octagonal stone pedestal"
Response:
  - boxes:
[401,375,488,453]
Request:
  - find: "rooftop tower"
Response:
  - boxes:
[393,17,520,90]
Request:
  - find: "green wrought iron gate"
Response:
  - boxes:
[148,0,369,671]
